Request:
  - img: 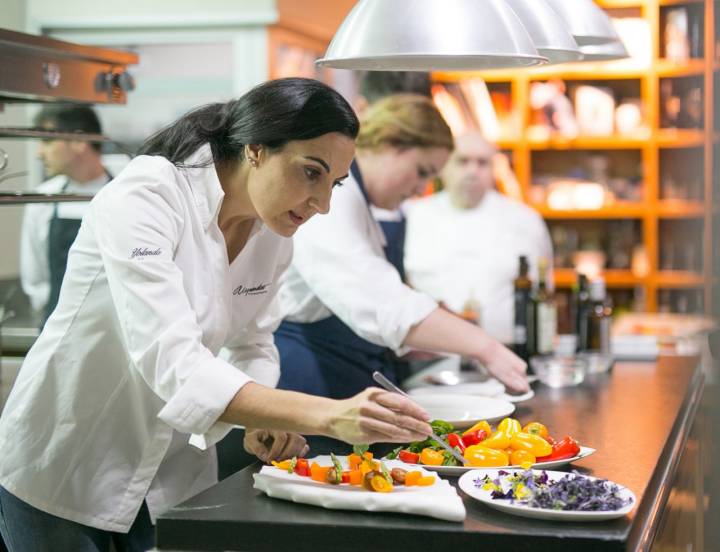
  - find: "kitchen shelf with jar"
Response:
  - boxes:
[526,135,651,149]
[554,268,643,287]
[535,204,648,219]
[657,201,708,216]
[431,0,715,315]
[656,58,708,75]
[657,128,715,145]
[655,270,707,286]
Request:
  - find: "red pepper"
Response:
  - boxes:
[294,458,310,477]
[447,433,467,453]
[341,471,351,484]
[536,436,580,462]
[398,449,420,464]
[461,429,488,448]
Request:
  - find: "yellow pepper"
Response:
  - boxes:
[510,432,553,457]
[464,445,509,467]
[510,449,536,466]
[420,448,444,466]
[271,459,293,471]
[522,422,549,440]
[481,429,511,450]
[370,474,393,493]
[462,420,492,437]
[498,417,522,437]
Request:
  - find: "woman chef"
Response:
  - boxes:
[0,78,432,551]
[275,94,528,408]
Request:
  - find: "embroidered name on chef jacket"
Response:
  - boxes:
[130,247,162,259]
[233,283,270,297]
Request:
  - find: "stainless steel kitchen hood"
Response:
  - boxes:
[0,28,138,105]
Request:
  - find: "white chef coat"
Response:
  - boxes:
[404,190,553,344]
[280,169,437,353]
[0,144,290,532]
[19,173,109,312]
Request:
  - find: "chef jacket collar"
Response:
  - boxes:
[182,144,265,242]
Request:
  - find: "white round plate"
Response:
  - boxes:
[410,382,535,404]
[458,468,635,521]
[410,394,515,429]
[409,380,505,398]
[496,389,535,403]
[409,446,596,476]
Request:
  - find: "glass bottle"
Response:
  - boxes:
[584,277,612,356]
[530,257,557,356]
[574,273,591,352]
[512,256,532,362]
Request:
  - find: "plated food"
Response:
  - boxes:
[386,418,594,475]
[271,446,436,493]
[458,468,636,521]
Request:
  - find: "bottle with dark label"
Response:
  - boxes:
[512,256,532,361]
[582,278,612,355]
[530,257,556,356]
[574,273,591,351]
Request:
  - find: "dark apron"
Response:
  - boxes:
[275,161,409,401]
[44,172,111,322]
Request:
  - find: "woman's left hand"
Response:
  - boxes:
[479,340,529,393]
[243,428,309,463]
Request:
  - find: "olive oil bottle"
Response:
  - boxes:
[529,257,557,356]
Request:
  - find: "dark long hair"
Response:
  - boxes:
[137,78,359,166]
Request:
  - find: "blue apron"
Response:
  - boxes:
[44,172,111,322]
[275,161,408,400]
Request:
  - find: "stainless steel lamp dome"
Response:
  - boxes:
[504,0,582,64]
[544,0,621,46]
[316,0,548,71]
[580,40,630,62]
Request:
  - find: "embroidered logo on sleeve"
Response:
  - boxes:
[233,283,270,296]
[130,247,162,259]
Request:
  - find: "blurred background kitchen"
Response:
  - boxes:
[4,0,717,381]
[0,0,718,546]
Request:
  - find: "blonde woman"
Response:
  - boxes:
[275,94,528,410]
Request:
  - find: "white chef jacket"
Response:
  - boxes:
[0,144,290,532]
[404,190,553,344]
[280,170,437,353]
[19,173,109,312]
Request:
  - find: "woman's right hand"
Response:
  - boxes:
[325,387,433,445]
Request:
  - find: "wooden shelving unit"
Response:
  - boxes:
[434,0,715,315]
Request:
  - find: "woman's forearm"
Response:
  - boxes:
[219,382,434,445]
[219,382,332,435]
[404,307,529,392]
[403,307,499,361]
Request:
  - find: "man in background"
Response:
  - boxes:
[20,105,111,322]
[404,132,553,344]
